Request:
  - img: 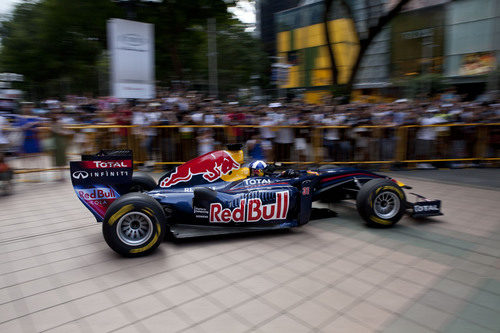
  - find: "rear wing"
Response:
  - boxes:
[70,150,133,221]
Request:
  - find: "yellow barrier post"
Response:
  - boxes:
[475,125,487,160]
[313,127,322,163]
[395,126,407,162]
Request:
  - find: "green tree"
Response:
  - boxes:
[0,0,267,99]
[216,21,269,96]
[0,0,119,98]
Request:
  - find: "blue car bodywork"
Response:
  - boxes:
[70,148,442,255]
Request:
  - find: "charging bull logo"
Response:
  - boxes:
[210,191,289,223]
[160,151,240,187]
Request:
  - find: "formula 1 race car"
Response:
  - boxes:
[70,146,442,257]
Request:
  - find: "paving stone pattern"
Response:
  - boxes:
[0,173,499,332]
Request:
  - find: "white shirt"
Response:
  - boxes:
[417,116,439,141]
[145,112,160,136]
[260,119,276,140]
[323,117,341,141]
[204,114,215,124]
[191,112,204,124]
[198,136,214,155]
[274,113,294,144]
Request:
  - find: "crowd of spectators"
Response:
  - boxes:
[0,89,499,176]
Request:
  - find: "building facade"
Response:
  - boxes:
[257,0,301,56]
[273,0,499,103]
[275,0,391,103]
[444,0,500,96]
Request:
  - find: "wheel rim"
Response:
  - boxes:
[116,211,153,246]
[374,191,400,219]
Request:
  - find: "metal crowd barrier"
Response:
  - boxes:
[9,123,500,174]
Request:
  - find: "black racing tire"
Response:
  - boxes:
[103,192,166,257]
[129,172,157,192]
[356,179,406,227]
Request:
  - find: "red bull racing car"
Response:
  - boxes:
[70,146,442,257]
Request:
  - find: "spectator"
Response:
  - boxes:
[260,111,276,161]
[49,113,71,181]
[143,104,161,163]
[274,108,294,162]
[16,103,43,180]
[197,128,215,156]
[246,132,266,161]
[416,109,440,169]
[0,114,10,150]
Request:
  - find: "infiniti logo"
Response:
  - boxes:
[72,171,89,179]
[118,34,146,47]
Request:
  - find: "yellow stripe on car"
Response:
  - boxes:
[108,204,134,225]
[129,232,159,254]
[370,215,392,225]
[142,207,154,217]
[394,180,406,188]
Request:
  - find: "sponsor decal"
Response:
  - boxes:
[160,151,240,187]
[81,160,132,169]
[72,171,89,179]
[414,204,439,212]
[86,170,130,178]
[185,186,217,193]
[76,187,120,219]
[209,191,289,223]
[194,207,209,219]
[243,178,272,185]
[77,188,118,200]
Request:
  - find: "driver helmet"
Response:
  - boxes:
[249,160,267,177]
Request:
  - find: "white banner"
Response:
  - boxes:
[107,18,155,99]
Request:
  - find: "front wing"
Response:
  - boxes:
[406,193,443,218]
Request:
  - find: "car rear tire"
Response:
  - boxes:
[356,179,406,227]
[129,172,157,192]
[103,193,166,257]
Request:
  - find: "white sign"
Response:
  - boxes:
[107,18,155,99]
[0,73,23,82]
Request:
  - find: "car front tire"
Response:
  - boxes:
[356,179,406,227]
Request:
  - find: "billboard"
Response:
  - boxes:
[459,52,496,76]
[107,19,155,99]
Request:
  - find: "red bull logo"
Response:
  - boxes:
[160,151,240,187]
[77,188,118,200]
[76,187,119,219]
[209,191,289,223]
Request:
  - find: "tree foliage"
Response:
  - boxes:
[0,0,267,99]
[217,21,269,96]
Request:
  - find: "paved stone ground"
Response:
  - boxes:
[0,172,499,332]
